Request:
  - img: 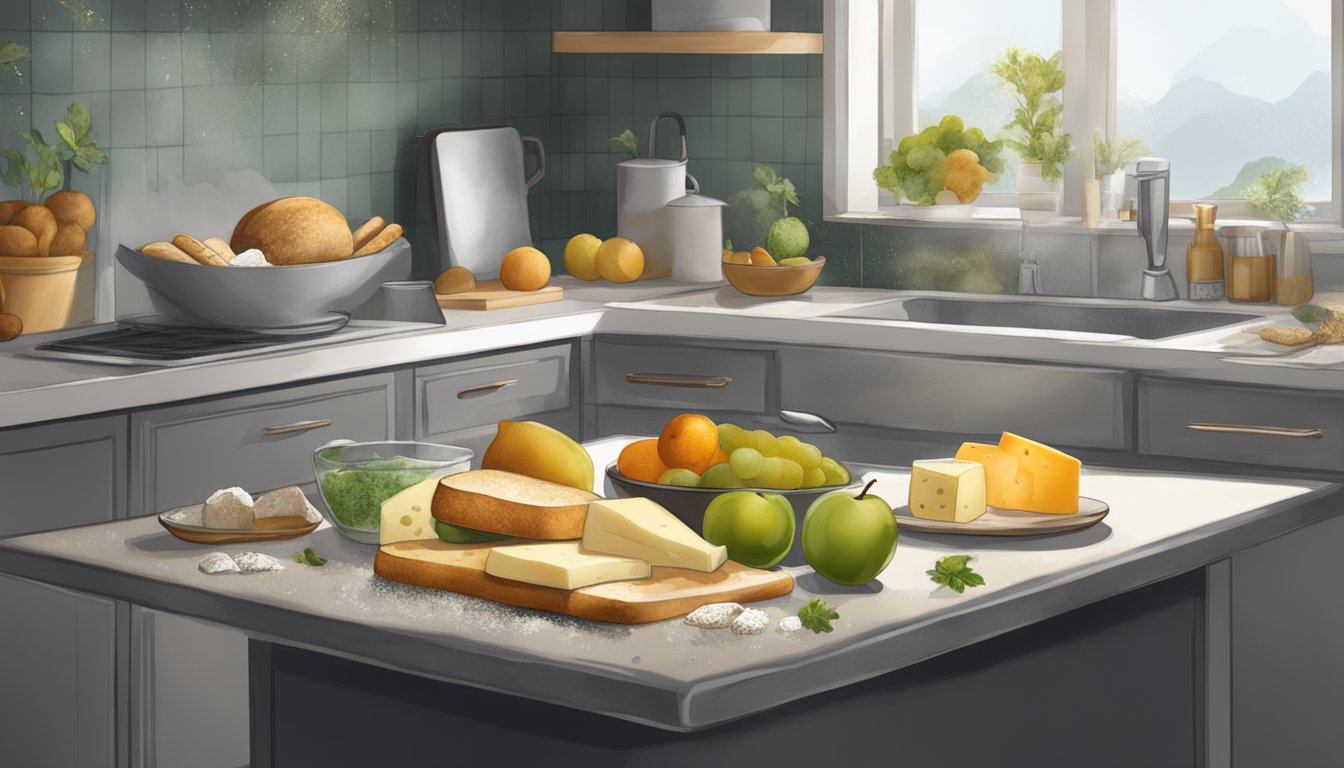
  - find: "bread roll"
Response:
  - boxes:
[139,241,196,263]
[12,205,57,256]
[43,191,96,231]
[172,234,230,266]
[352,223,403,257]
[0,200,27,226]
[351,216,385,252]
[203,236,237,263]
[434,265,476,295]
[0,313,21,341]
[0,225,39,258]
[230,197,353,265]
[49,224,87,257]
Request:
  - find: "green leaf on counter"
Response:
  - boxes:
[293,547,327,566]
[797,598,839,634]
[608,129,639,157]
[928,555,985,594]
[1292,304,1332,325]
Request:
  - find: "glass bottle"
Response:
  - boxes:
[1221,225,1274,302]
[1185,204,1224,300]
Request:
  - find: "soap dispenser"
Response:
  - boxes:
[1185,204,1224,301]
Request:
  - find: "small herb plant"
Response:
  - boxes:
[928,555,986,594]
[0,40,30,78]
[1246,164,1314,223]
[1093,131,1149,178]
[0,103,107,203]
[797,598,839,633]
[608,129,639,158]
[992,48,1072,184]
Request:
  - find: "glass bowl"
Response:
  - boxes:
[312,440,473,544]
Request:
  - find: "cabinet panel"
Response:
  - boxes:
[781,348,1130,450]
[416,343,574,441]
[593,336,773,414]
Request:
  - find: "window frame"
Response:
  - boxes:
[824,0,1344,227]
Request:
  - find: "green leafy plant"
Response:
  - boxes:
[1,103,107,202]
[0,40,30,78]
[992,48,1072,184]
[927,555,986,594]
[1246,164,1314,223]
[724,165,802,248]
[752,165,800,218]
[1093,131,1149,177]
[797,598,839,634]
[873,115,1004,206]
[608,129,639,158]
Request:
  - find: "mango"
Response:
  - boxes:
[481,419,595,492]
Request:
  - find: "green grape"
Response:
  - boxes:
[776,458,804,490]
[797,443,823,471]
[717,423,750,453]
[819,457,851,485]
[729,447,764,479]
[802,467,827,488]
[658,468,701,487]
[754,456,785,487]
[939,114,964,133]
[753,430,780,457]
[776,435,804,462]
[700,463,744,489]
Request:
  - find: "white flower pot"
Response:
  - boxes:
[1016,162,1060,212]
[1100,171,1126,221]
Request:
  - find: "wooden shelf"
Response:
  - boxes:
[552,31,823,55]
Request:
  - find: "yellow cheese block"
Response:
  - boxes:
[954,441,1032,510]
[582,497,727,572]
[379,477,439,545]
[996,432,1080,514]
[909,460,987,523]
[483,542,651,590]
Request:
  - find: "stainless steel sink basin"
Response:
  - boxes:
[828,297,1262,340]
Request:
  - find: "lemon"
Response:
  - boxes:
[564,233,602,281]
[595,237,644,283]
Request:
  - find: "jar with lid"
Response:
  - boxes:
[1220,225,1274,302]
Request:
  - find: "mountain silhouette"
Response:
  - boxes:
[1172,19,1328,102]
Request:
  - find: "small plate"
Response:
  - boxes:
[894,497,1109,536]
[159,503,321,544]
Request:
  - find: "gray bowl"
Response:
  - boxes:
[115,238,412,329]
[604,463,858,567]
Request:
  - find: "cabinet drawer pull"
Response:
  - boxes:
[261,418,332,436]
[626,373,733,389]
[779,409,838,433]
[457,379,520,399]
[1186,422,1326,439]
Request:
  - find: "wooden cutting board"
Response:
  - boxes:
[374,539,794,624]
[436,280,563,310]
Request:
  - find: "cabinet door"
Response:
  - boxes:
[0,415,126,768]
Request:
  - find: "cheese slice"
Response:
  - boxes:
[955,441,1032,510]
[483,542,650,590]
[909,460,987,523]
[997,432,1080,514]
[581,497,728,572]
[379,477,440,545]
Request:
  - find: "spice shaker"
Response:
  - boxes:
[1185,203,1224,300]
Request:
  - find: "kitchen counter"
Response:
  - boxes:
[0,281,1338,430]
[0,437,1334,732]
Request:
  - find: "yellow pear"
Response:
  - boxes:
[481,419,594,492]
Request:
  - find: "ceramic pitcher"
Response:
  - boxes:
[616,112,698,279]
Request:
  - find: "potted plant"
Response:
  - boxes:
[1247,164,1315,305]
[1093,131,1149,220]
[992,48,1072,212]
[872,115,1004,216]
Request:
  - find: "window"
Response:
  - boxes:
[827,0,1343,224]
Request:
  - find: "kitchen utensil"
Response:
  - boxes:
[1186,203,1225,301]
[427,126,545,280]
[351,280,447,324]
[436,279,564,310]
[1220,225,1273,302]
[667,193,728,282]
[312,440,474,544]
[721,256,826,297]
[893,496,1109,536]
[115,238,412,329]
[1263,229,1313,306]
[374,540,793,624]
[616,112,698,279]
[0,251,89,333]
[652,0,770,31]
[158,500,321,544]
[606,461,857,566]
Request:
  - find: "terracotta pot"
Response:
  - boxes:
[0,251,90,333]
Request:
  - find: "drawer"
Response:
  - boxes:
[131,372,396,513]
[780,348,1131,450]
[593,337,773,414]
[0,414,127,533]
[1139,378,1344,471]
[415,343,575,441]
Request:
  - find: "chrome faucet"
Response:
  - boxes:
[1126,157,1178,301]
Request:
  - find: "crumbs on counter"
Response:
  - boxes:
[684,602,743,629]
[730,608,770,635]
[200,551,287,574]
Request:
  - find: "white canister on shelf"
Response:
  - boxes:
[667,193,728,283]
[652,0,770,31]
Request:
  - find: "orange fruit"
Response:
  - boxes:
[500,246,551,291]
[618,439,668,483]
[657,413,720,473]
[750,247,777,266]
[595,236,644,282]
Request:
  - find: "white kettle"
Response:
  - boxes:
[616,112,698,279]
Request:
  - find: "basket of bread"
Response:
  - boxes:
[117,196,411,329]
[0,191,96,336]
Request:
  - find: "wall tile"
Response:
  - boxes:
[72,32,111,92]
[109,89,147,147]
[145,33,181,88]
[145,86,183,145]
[31,31,74,94]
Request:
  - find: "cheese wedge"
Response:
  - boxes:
[379,477,439,544]
[954,442,1032,510]
[582,497,727,572]
[997,432,1080,514]
[483,542,650,590]
[909,460,987,523]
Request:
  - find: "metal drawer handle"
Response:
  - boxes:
[457,378,520,399]
[626,373,733,389]
[1187,422,1326,439]
[261,418,332,437]
[779,410,838,433]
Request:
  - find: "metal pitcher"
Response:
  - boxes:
[616,112,698,279]
[1263,229,1313,305]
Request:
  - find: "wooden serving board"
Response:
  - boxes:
[374,539,794,624]
[436,280,563,311]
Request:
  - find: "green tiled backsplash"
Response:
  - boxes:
[0,0,903,307]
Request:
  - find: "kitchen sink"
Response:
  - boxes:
[826,297,1262,339]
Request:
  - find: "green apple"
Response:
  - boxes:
[702,491,796,569]
[802,479,898,585]
[658,468,701,487]
[699,463,745,489]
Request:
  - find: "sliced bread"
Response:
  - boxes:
[431,469,599,540]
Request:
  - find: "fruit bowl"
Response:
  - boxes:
[722,255,825,297]
[605,462,857,566]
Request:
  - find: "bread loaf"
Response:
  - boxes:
[12,205,57,256]
[43,191,96,231]
[0,313,21,341]
[352,223,402,257]
[230,196,353,265]
[0,200,27,226]
[0,226,39,258]
[139,241,196,263]
[49,224,87,257]
[431,469,599,540]
[351,216,385,252]
[172,234,230,266]
[203,236,236,263]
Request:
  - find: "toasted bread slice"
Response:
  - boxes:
[431,469,598,540]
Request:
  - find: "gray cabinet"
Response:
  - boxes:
[0,415,126,768]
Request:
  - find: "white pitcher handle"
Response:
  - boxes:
[686,173,700,194]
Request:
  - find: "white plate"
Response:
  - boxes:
[894,497,1109,536]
